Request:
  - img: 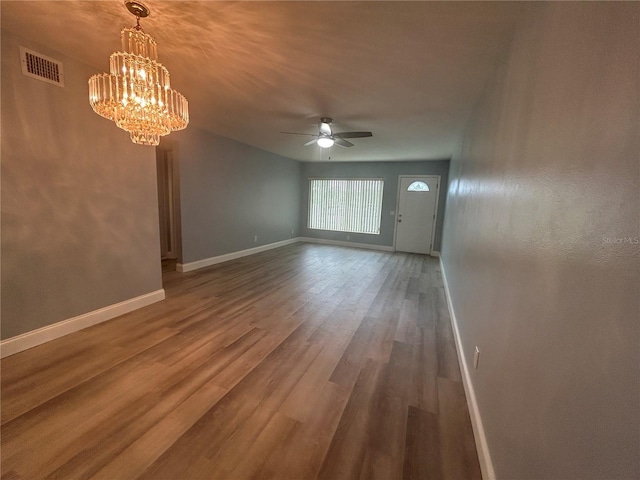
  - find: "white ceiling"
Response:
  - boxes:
[1,1,524,162]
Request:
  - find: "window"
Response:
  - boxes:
[308,179,384,234]
[407,181,429,192]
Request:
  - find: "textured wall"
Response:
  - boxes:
[1,30,162,340]
[300,160,449,251]
[173,126,301,264]
[441,3,639,479]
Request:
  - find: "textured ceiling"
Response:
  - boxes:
[1,1,524,162]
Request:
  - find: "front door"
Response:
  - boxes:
[395,176,439,254]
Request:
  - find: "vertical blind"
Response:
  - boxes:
[308,179,384,234]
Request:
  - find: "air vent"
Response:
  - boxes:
[20,47,64,87]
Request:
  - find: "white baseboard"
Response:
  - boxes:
[0,289,165,359]
[177,236,397,273]
[177,237,302,273]
[439,256,495,480]
[299,237,394,252]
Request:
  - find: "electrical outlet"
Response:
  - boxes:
[473,346,480,369]
[347,234,350,240]
[254,235,258,242]
[291,229,294,235]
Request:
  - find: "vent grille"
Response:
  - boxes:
[20,47,64,87]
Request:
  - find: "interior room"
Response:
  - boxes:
[1,1,638,479]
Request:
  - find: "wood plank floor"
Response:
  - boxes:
[1,244,481,480]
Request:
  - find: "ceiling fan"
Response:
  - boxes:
[281,117,373,148]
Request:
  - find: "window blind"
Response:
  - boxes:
[308,179,384,235]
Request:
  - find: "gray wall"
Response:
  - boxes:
[441,3,639,479]
[300,160,449,251]
[1,30,162,340]
[171,126,301,264]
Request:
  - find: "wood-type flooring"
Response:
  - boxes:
[1,243,481,479]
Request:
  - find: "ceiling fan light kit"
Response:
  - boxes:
[317,137,335,148]
[88,1,189,146]
[281,117,373,149]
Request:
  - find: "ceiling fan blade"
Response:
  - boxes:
[334,138,354,148]
[280,131,316,136]
[303,138,319,147]
[333,131,373,139]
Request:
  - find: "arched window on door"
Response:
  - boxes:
[407,181,429,192]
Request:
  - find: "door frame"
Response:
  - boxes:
[393,175,441,255]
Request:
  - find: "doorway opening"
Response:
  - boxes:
[156,142,181,274]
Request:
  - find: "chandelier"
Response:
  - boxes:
[89,1,188,146]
